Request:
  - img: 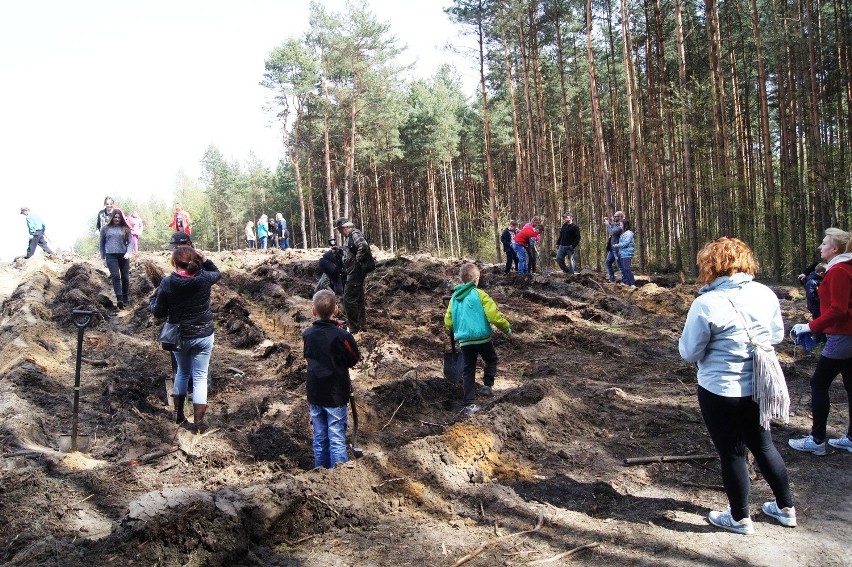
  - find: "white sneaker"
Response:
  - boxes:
[761,501,797,527]
[788,435,827,456]
[707,510,754,535]
[462,404,480,416]
[828,435,852,453]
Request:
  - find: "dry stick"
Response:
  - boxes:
[371,477,405,490]
[452,514,545,567]
[681,481,725,491]
[380,399,405,431]
[416,419,445,427]
[310,494,340,517]
[283,534,317,547]
[124,447,180,467]
[527,542,600,565]
[623,454,717,466]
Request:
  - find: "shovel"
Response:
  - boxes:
[349,389,364,458]
[59,309,94,453]
[443,331,464,384]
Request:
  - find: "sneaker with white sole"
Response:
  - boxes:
[707,510,754,535]
[788,435,827,456]
[761,501,797,527]
[827,435,852,453]
[462,404,480,416]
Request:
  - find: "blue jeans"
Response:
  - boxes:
[511,242,528,273]
[173,334,214,404]
[619,255,635,286]
[104,253,130,302]
[556,245,575,273]
[259,236,267,249]
[605,249,621,282]
[309,404,349,468]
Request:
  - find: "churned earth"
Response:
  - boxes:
[0,248,850,566]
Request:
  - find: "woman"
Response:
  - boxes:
[127,211,144,253]
[99,208,131,309]
[788,228,852,455]
[679,237,795,534]
[614,219,636,288]
[276,213,289,249]
[150,245,221,433]
[512,219,541,274]
[257,214,269,249]
[245,221,256,249]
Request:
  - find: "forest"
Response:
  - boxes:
[79,0,851,280]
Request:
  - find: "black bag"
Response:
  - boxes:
[158,322,182,352]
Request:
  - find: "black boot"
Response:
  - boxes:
[193,403,208,434]
[173,395,186,424]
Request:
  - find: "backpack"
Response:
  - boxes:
[349,229,376,274]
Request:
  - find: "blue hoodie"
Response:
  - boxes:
[444,281,511,346]
[678,273,784,397]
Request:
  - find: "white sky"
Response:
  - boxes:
[0,0,477,262]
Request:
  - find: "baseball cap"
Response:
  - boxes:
[168,232,192,249]
[334,217,354,229]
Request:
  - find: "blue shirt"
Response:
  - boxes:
[25,213,45,235]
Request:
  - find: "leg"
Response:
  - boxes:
[605,250,616,281]
[309,404,331,468]
[37,233,53,254]
[342,276,365,332]
[188,335,214,405]
[479,341,499,388]
[118,256,130,303]
[568,247,576,273]
[512,243,527,273]
[104,254,124,302]
[504,250,513,273]
[810,355,844,442]
[460,344,479,405]
[172,344,192,397]
[556,245,569,273]
[326,404,349,467]
[737,398,794,509]
[698,387,752,521]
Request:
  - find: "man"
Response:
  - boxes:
[556,212,581,273]
[500,220,519,273]
[315,238,345,295]
[20,207,53,258]
[96,196,116,231]
[335,217,374,333]
[603,210,624,282]
[168,203,192,235]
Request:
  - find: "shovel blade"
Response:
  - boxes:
[443,352,464,384]
[59,434,90,453]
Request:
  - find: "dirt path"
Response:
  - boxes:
[0,250,850,566]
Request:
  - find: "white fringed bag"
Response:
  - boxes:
[727,297,790,430]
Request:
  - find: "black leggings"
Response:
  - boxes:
[810,355,852,442]
[698,387,793,521]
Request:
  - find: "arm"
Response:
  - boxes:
[200,258,221,285]
[444,301,454,331]
[335,331,362,367]
[149,280,169,319]
[352,230,370,264]
[678,301,711,362]
[769,297,784,345]
[809,270,852,334]
[99,228,106,259]
[478,290,511,333]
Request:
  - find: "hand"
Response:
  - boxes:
[791,323,811,336]
[797,273,806,283]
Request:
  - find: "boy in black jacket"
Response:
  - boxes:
[303,290,361,468]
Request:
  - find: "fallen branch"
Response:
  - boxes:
[416,419,445,427]
[124,447,180,467]
[452,514,544,567]
[623,454,717,466]
[283,534,317,547]
[681,481,725,491]
[380,399,405,431]
[309,493,340,517]
[371,477,405,490]
[81,357,109,367]
[527,542,600,565]
[225,366,245,377]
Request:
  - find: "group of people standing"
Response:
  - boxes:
[245,213,291,250]
[603,210,636,287]
[501,217,545,274]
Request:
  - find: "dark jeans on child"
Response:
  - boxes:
[698,386,793,521]
[461,341,498,405]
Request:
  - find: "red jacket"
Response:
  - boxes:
[513,224,539,247]
[169,210,192,235]
[809,260,852,335]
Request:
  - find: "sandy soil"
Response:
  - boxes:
[0,248,850,566]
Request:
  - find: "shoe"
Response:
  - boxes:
[462,404,480,416]
[193,403,208,434]
[828,435,852,453]
[117,300,125,309]
[761,501,797,527]
[788,435,827,456]
[480,386,493,396]
[707,510,754,535]
[629,285,637,289]
[173,395,187,424]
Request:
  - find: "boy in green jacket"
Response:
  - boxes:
[445,263,512,416]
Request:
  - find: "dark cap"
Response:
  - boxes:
[168,231,192,249]
[563,211,573,218]
[328,238,336,246]
[334,217,354,229]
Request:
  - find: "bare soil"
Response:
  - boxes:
[1,249,850,566]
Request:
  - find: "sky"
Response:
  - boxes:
[0,0,477,262]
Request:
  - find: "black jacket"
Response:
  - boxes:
[557,222,581,248]
[318,248,344,281]
[150,259,221,339]
[303,319,361,407]
[500,227,516,252]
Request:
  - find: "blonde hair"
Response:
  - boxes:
[312,290,337,319]
[696,237,758,285]
[460,263,480,283]
[824,228,852,253]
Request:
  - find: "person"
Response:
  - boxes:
[96,197,116,231]
[679,237,795,535]
[168,203,192,235]
[99,208,132,309]
[150,245,221,434]
[603,211,624,282]
[257,214,269,249]
[127,211,144,253]
[797,263,826,320]
[20,207,53,258]
[500,220,519,273]
[335,217,374,334]
[245,221,256,249]
[445,263,512,416]
[613,219,636,288]
[303,290,361,468]
[315,239,345,295]
[267,215,278,249]
[556,211,581,274]
[276,213,289,249]
[512,221,541,274]
[788,228,852,455]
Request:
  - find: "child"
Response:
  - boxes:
[804,263,826,320]
[303,290,361,468]
[444,263,512,416]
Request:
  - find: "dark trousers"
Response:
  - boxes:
[619,256,635,286]
[527,247,537,273]
[504,248,518,273]
[698,386,793,521]
[460,341,498,405]
[26,231,53,258]
[810,355,852,442]
[342,274,366,333]
[104,253,130,302]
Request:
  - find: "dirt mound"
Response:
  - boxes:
[1,250,850,566]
